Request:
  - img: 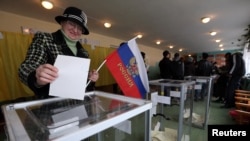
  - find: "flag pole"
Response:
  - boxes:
[130,36,138,41]
[86,59,107,87]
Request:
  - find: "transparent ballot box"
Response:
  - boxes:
[184,76,214,129]
[2,91,152,141]
[149,79,195,141]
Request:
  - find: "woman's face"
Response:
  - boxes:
[61,20,82,40]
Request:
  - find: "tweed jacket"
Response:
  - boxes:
[18,30,93,98]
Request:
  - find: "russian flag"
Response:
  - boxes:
[105,38,149,99]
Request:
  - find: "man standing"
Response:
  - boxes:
[171,53,184,80]
[159,50,172,96]
[195,53,213,101]
[159,50,172,79]
[213,52,232,102]
[221,52,246,108]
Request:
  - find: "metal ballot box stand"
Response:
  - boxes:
[184,76,214,129]
[149,79,195,141]
[2,91,152,141]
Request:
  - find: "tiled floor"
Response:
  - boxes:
[151,97,236,141]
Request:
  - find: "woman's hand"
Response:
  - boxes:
[35,64,58,86]
[88,69,99,82]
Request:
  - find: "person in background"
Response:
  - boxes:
[211,62,219,75]
[195,52,213,101]
[221,52,245,108]
[184,56,195,76]
[141,51,150,73]
[159,50,172,79]
[141,51,146,60]
[171,53,184,80]
[159,50,172,96]
[213,52,232,103]
[196,53,213,77]
[18,7,99,99]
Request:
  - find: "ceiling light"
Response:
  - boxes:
[219,44,223,47]
[169,45,173,49]
[201,17,210,23]
[41,0,54,9]
[104,22,111,28]
[210,31,217,36]
[156,41,161,45]
[215,39,221,43]
[179,49,183,52]
[220,48,224,51]
[137,34,143,38]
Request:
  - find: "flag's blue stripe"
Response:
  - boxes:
[117,43,147,98]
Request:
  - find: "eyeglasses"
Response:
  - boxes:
[66,21,83,33]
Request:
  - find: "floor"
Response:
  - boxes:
[151,97,236,141]
[0,85,237,141]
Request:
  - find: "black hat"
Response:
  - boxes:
[55,7,89,35]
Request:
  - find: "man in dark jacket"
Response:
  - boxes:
[159,50,172,79]
[171,53,184,80]
[196,53,213,76]
[184,56,195,76]
[195,53,213,101]
[213,52,232,102]
[159,50,172,96]
[221,52,246,108]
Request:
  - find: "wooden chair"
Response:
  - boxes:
[234,90,250,124]
[235,89,250,94]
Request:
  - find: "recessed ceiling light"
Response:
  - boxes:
[215,39,221,43]
[169,45,173,49]
[41,0,54,10]
[179,49,183,52]
[201,17,210,23]
[220,48,224,51]
[219,44,223,47]
[156,41,161,45]
[137,34,143,38]
[210,31,217,36]
[104,22,111,28]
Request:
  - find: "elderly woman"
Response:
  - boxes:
[18,7,99,99]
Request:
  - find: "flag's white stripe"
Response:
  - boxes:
[128,38,149,92]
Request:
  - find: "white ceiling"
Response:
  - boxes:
[1,0,250,54]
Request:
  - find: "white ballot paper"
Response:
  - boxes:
[49,55,90,100]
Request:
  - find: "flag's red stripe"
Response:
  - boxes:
[106,51,142,98]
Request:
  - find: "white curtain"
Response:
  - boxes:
[243,42,250,76]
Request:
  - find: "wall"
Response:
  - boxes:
[0,11,163,67]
